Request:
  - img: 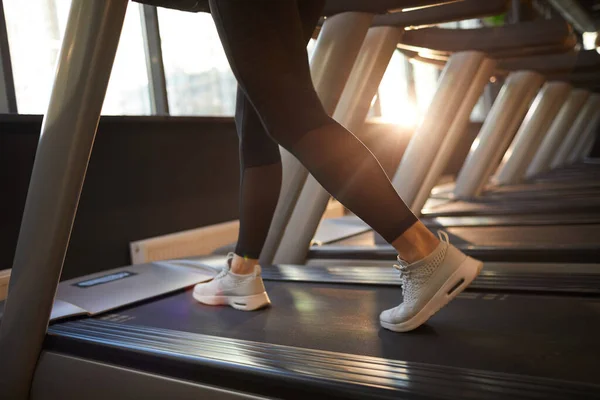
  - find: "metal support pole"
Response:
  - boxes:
[526,89,590,178]
[547,0,597,33]
[272,26,402,264]
[454,71,545,198]
[392,52,490,208]
[260,12,373,265]
[567,105,600,163]
[494,81,572,185]
[580,129,599,160]
[411,55,496,214]
[572,122,599,161]
[0,2,128,398]
[550,95,600,168]
[140,4,170,115]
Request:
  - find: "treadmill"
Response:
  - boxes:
[299,38,600,264]
[424,164,600,217]
[422,65,600,217]
[340,39,600,225]
[3,1,600,399]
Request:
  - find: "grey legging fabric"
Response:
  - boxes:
[209,0,418,259]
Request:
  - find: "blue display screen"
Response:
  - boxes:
[74,271,137,288]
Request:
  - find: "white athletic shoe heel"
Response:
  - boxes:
[380,231,483,333]
[192,292,271,311]
[193,253,271,311]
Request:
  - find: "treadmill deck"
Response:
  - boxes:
[49,281,600,385]
[313,224,600,263]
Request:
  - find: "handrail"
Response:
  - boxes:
[373,0,508,27]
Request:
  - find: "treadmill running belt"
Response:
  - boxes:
[423,198,600,216]
[62,281,600,385]
[335,224,600,247]
[487,180,600,194]
[444,225,600,246]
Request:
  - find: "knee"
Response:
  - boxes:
[236,74,332,150]
[240,134,281,168]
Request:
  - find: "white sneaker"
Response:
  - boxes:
[380,231,482,332]
[193,253,271,311]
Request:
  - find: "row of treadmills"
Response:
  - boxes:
[1,1,600,399]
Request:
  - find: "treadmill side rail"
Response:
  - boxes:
[526,89,591,178]
[550,94,600,168]
[454,71,545,198]
[494,81,573,185]
[44,319,600,400]
[32,352,268,400]
[0,2,128,399]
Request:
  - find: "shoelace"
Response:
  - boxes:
[393,230,450,291]
[213,252,236,279]
[216,252,260,279]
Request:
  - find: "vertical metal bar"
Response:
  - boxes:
[0,0,17,113]
[573,124,599,162]
[140,4,169,115]
[260,12,374,265]
[454,71,545,198]
[550,95,600,168]
[0,1,128,398]
[411,55,496,214]
[494,81,572,185]
[547,0,597,33]
[526,89,590,177]
[392,52,489,207]
[567,106,600,163]
[272,26,402,264]
[508,0,521,23]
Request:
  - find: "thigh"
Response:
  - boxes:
[210,0,330,145]
[233,0,324,166]
[209,1,311,87]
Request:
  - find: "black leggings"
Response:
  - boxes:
[209,0,418,259]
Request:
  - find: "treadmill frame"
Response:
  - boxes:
[39,318,600,400]
[0,2,129,397]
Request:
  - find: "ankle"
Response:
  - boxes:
[231,254,259,275]
[391,222,440,264]
[401,244,438,264]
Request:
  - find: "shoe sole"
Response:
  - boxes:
[380,256,483,333]
[193,291,271,311]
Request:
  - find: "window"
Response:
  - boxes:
[583,31,598,51]
[3,0,71,114]
[3,0,151,115]
[157,9,236,116]
[102,3,152,115]
[376,51,419,129]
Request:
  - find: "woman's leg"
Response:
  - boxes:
[209,0,435,258]
[230,0,325,275]
[231,89,282,272]
[194,0,326,311]
[206,0,482,330]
